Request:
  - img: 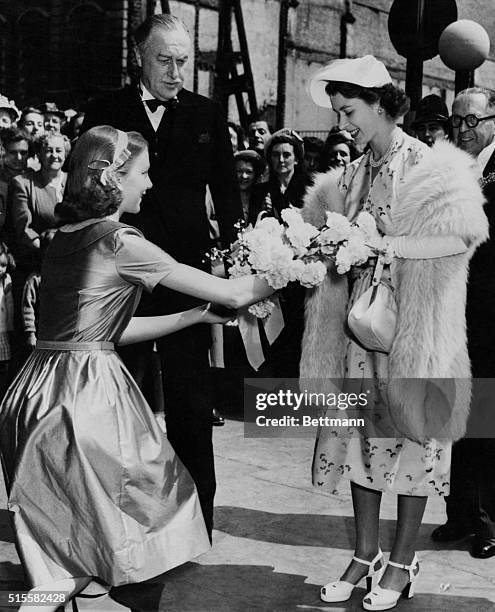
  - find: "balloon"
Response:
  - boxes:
[439,20,490,71]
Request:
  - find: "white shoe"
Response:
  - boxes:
[362,553,420,611]
[320,549,384,603]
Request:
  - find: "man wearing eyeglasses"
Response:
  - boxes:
[431,87,495,559]
[450,88,495,160]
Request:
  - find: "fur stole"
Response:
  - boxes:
[300,141,489,441]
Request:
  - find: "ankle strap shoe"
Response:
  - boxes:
[321,548,384,603]
[362,553,420,611]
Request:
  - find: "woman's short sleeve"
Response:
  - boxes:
[115,228,178,292]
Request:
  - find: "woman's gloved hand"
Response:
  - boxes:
[380,235,468,260]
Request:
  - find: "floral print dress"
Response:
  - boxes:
[313,129,451,497]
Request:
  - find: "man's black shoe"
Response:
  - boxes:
[471,536,495,558]
[212,408,225,426]
[431,522,472,542]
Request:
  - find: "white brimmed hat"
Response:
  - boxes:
[308,55,392,108]
[0,94,20,121]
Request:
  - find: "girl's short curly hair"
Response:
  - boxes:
[56,126,148,223]
[324,81,410,120]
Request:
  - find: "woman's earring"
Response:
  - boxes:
[378,107,383,115]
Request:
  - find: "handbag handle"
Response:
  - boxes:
[369,255,385,305]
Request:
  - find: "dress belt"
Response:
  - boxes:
[36,340,115,351]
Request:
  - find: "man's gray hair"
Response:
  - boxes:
[457,87,495,112]
[134,14,189,51]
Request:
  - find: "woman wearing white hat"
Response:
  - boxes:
[301,55,488,610]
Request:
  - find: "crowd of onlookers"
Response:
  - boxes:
[227,94,451,234]
[0,89,457,408]
[0,96,85,394]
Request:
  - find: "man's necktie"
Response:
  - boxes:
[145,97,179,113]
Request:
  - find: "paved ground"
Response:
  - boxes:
[1,418,494,611]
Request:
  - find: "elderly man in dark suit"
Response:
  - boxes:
[431,87,495,559]
[82,14,242,538]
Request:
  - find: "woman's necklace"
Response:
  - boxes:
[369,136,396,168]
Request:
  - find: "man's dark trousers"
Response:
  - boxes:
[446,151,495,541]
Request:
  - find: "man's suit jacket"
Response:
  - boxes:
[82,86,242,313]
[466,146,495,377]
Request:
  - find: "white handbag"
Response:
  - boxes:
[347,255,397,353]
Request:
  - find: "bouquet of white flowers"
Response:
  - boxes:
[208,207,387,318]
[315,209,385,274]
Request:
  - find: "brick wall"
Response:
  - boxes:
[286,0,495,130]
[0,0,493,123]
[169,0,495,131]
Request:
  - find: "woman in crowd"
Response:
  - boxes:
[302,55,487,610]
[228,121,246,153]
[234,149,264,224]
[8,132,70,370]
[250,128,312,378]
[302,136,325,177]
[210,149,266,415]
[19,107,45,140]
[39,102,65,135]
[9,133,70,272]
[320,127,359,170]
[251,128,311,220]
[18,107,45,172]
[0,96,20,131]
[0,125,274,612]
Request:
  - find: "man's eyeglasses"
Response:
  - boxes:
[449,113,495,129]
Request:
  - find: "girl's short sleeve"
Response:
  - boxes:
[115,228,178,292]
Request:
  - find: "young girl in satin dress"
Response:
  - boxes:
[0,125,273,612]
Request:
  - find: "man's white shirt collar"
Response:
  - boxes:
[139,82,156,102]
[139,82,165,131]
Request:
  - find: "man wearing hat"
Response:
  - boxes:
[411,94,450,148]
[39,102,65,134]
